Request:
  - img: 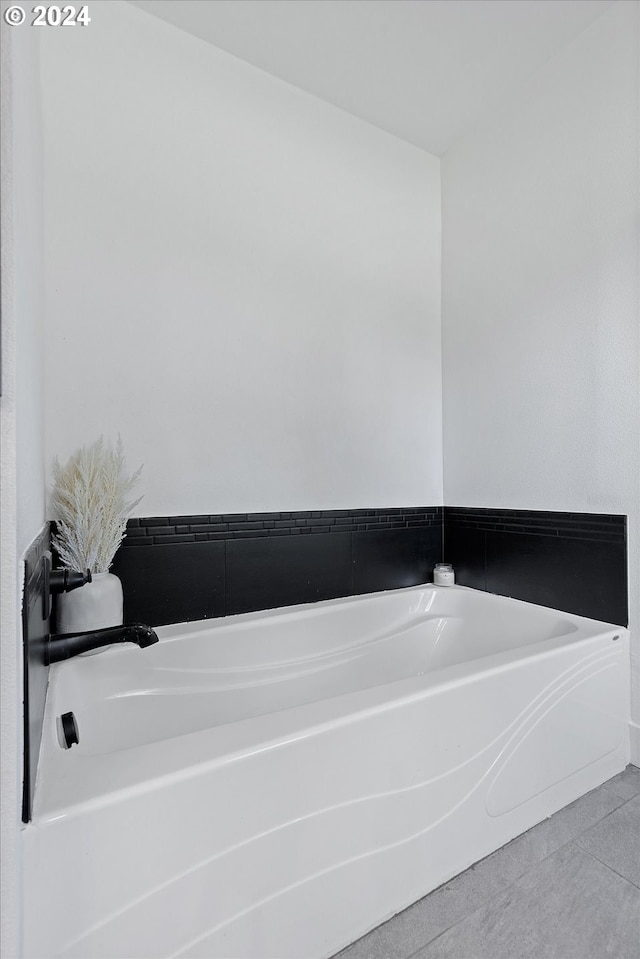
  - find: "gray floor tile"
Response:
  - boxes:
[334,777,633,959]
[473,781,626,885]
[335,853,513,959]
[575,794,640,887]
[602,764,640,801]
[412,842,640,959]
[335,785,626,959]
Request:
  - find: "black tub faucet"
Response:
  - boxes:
[45,624,159,664]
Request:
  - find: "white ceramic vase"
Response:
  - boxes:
[56,572,124,635]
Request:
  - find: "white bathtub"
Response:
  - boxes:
[23,585,629,959]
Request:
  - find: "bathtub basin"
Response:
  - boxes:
[23,585,629,958]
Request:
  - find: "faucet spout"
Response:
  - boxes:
[46,623,159,664]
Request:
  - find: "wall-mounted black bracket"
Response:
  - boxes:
[23,527,51,822]
[42,552,91,620]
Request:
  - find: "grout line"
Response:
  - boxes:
[600,782,640,804]
[402,839,570,959]
[573,841,640,890]
[568,790,633,838]
[349,530,354,595]
[222,539,227,618]
[482,528,487,591]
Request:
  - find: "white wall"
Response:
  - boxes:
[39,0,442,518]
[14,34,45,557]
[0,4,46,955]
[441,0,640,761]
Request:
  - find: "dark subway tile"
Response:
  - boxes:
[554,527,625,543]
[566,519,625,532]
[442,507,628,625]
[498,524,557,536]
[352,526,440,596]
[484,531,627,625]
[189,524,228,533]
[144,517,171,527]
[168,514,209,525]
[120,536,154,547]
[153,534,196,545]
[112,541,225,627]
[226,532,352,615]
[443,526,486,591]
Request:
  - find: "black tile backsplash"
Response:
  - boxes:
[123,508,442,544]
[352,526,441,596]
[114,507,443,626]
[443,507,625,542]
[444,507,627,625]
[109,505,627,627]
[111,541,225,626]
[226,531,353,616]
[484,531,627,625]
[443,524,486,592]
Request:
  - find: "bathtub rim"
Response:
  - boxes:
[152,582,608,643]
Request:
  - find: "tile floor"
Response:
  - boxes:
[334,765,640,959]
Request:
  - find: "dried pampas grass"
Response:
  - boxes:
[52,436,143,573]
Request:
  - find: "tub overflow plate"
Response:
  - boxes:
[57,711,79,749]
